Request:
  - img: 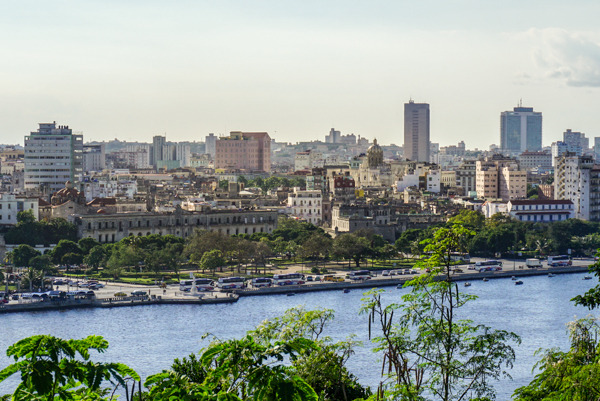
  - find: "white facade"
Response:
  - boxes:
[554,154,594,220]
[425,169,440,193]
[83,144,106,173]
[24,122,83,191]
[287,187,322,225]
[0,194,39,225]
[205,133,217,157]
[294,150,323,171]
[80,178,138,201]
[482,201,508,219]
[507,200,574,222]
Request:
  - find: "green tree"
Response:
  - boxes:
[514,317,600,401]
[0,335,139,401]
[30,255,53,291]
[51,240,82,265]
[362,224,520,401]
[84,245,107,270]
[78,237,101,255]
[61,252,83,268]
[199,249,226,274]
[298,232,332,267]
[11,244,41,267]
[332,234,370,267]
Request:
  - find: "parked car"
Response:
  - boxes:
[306,276,313,282]
[114,292,127,297]
[382,270,390,276]
[411,269,418,274]
[131,290,147,296]
[404,269,411,275]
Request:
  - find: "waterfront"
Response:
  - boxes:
[1,272,598,399]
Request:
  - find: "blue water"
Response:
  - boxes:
[0,272,598,399]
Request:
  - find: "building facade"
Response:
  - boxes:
[205,133,217,157]
[500,106,542,154]
[73,208,279,243]
[403,100,430,162]
[24,122,83,192]
[507,199,574,222]
[215,131,271,172]
[0,194,39,225]
[287,187,322,225]
[554,154,596,220]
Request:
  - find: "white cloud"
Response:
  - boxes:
[528,28,600,87]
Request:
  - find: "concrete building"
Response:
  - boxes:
[152,135,166,167]
[500,105,542,154]
[0,194,39,225]
[205,133,217,157]
[518,151,552,171]
[331,203,395,242]
[404,100,430,162]
[476,156,526,201]
[294,150,323,172]
[563,129,589,153]
[83,144,106,173]
[24,122,83,192]
[507,199,574,222]
[287,187,322,225]
[595,137,600,162]
[73,208,279,243]
[455,160,477,195]
[215,131,271,172]
[554,154,597,220]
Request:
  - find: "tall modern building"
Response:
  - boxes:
[152,135,166,167]
[24,122,83,192]
[500,105,542,153]
[403,100,430,162]
[205,133,217,157]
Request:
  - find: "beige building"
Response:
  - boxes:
[215,131,271,172]
[476,156,526,200]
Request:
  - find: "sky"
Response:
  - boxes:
[2,0,600,149]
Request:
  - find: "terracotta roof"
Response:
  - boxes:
[38,198,51,207]
[87,197,117,206]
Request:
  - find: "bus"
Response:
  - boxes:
[347,270,372,281]
[216,277,246,290]
[450,253,471,263]
[323,275,345,282]
[475,260,503,272]
[547,255,572,267]
[179,278,215,292]
[251,277,273,288]
[272,273,305,286]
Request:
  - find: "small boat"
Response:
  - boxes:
[548,273,555,277]
[343,289,350,293]
[396,284,403,289]
[511,276,517,280]
[584,276,592,280]
[515,280,524,285]
[464,282,471,287]
[287,292,296,297]
[482,278,489,282]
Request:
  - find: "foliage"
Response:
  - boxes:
[513,317,600,401]
[11,244,41,267]
[199,249,226,273]
[361,224,520,401]
[4,213,77,246]
[51,240,83,265]
[332,233,371,267]
[0,335,139,401]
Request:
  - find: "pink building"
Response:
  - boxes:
[215,131,271,172]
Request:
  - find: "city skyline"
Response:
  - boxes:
[2,1,600,148]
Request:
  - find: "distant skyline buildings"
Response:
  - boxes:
[403,100,430,162]
[500,105,543,154]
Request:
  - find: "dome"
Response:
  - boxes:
[366,138,384,168]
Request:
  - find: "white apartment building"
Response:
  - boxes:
[294,150,323,172]
[476,157,526,201]
[518,151,552,171]
[80,176,138,201]
[0,194,39,225]
[507,199,574,222]
[83,144,106,173]
[287,187,322,225]
[24,122,83,192]
[425,169,441,193]
[554,154,597,220]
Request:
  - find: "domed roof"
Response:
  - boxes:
[367,138,382,152]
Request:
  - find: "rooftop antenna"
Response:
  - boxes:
[519,98,522,107]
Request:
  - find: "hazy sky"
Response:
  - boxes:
[2,1,600,149]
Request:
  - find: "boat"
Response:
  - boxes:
[464,282,471,287]
[287,293,296,297]
[548,273,555,277]
[584,276,593,280]
[482,278,489,282]
[343,289,350,293]
[396,284,403,289]
[515,280,524,285]
[511,276,517,280]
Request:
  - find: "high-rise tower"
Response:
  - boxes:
[403,100,430,162]
[500,105,542,154]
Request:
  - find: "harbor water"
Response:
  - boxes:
[1,272,598,399]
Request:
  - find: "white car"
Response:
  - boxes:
[382,270,390,276]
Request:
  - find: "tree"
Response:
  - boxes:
[361,224,520,401]
[514,317,600,400]
[11,244,41,267]
[0,335,139,400]
[30,255,53,290]
[299,232,333,267]
[199,250,226,274]
[78,237,101,255]
[61,252,83,268]
[332,234,370,267]
[51,240,82,265]
[84,245,107,270]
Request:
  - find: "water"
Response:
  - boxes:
[0,272,597,399]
